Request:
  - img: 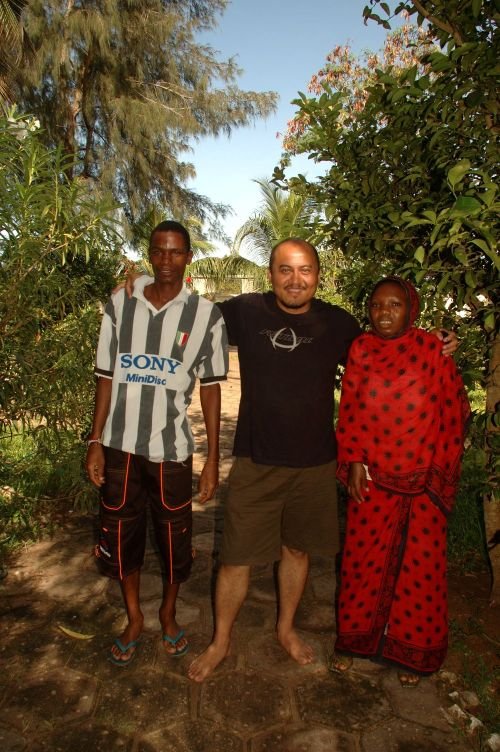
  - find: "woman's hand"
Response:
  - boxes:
[348,462,369,504]
[433,328,458,357]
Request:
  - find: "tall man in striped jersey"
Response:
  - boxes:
[86,221,228,666]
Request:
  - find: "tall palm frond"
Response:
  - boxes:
[231,178,319,264]
[231,216,272,264]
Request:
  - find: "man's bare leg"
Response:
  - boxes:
[159,581,188,655]
[276,545,314,664]
[188,564,250,682]
[110,569,144,662]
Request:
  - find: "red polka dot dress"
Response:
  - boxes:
[335,326,470,674]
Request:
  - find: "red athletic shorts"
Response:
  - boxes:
[96,447,193,583]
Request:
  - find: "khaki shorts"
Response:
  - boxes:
[220,457,339,565]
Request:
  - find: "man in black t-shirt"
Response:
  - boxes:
[188,237,361,682]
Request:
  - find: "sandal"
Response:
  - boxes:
[108,638,139,667]
[163,629,189,657]
[398,672,421,688]
[328,652,353,674]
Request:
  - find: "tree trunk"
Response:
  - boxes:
[484,330,500,604]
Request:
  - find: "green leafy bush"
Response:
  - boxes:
[0,113,121,558]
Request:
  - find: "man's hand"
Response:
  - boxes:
[86,444,106,488]
[433,328,458,356]
[112,271,142,298]
[197,460,219,504]
[347,462,369,504]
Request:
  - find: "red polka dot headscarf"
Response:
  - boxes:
[369,276,420,333]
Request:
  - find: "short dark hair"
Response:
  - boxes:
[150,220,191,251]
[269,237,320,271]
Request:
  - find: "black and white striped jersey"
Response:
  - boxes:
[95,280,228,462]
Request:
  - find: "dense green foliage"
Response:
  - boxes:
[0,113,121,553]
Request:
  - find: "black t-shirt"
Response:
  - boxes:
[218,292,361,468]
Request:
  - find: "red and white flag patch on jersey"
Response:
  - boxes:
[176,331,189,347]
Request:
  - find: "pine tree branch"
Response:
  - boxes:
[135,93,191,114]
[129,79,195,112]
[128,78,194,100]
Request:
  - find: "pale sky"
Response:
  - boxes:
[189,0,394,254]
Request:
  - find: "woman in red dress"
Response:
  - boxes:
[332,277,470,686]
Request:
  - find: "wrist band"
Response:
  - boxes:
[87,438,102,447]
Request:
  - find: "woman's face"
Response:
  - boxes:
[369,282,410,338]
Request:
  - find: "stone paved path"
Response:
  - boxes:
[0,352,475,751]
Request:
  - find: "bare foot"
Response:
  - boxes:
[188,642,230,683]
[277,628,314,665]
[110,615,143,664]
